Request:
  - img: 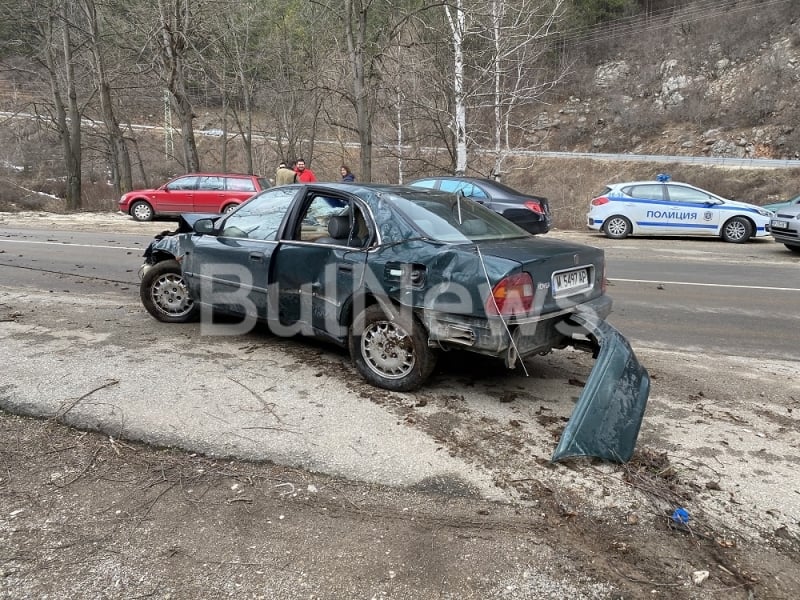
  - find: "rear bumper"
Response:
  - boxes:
[552,312,650,463]
[424,294,613,362]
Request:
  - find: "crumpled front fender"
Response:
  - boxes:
[142,234,183,265]
[551,313,651,463]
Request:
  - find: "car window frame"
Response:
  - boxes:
[166,176,199,191]
[289,190,375,248]
[622,184,665,201]
[664,184,721,204]
[225,176,258,193]
[217,186,299,241]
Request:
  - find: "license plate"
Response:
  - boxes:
[553,267,590,297]
[771,219,789,230]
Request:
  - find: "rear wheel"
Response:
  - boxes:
[222,203,238,215]
[603,215,632,239]
[130,200,154,222]
[349,304,437,392]
[721,216,752,243]
[140,260,198,323]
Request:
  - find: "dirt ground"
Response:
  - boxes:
[1,212,799,599]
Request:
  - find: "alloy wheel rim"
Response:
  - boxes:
[361,320,415,379]
[608,218,627,236]
[726,221,746,241]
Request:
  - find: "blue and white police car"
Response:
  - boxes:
[587,175,773,243]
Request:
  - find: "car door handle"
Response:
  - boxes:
[338,264,353,273]
[249,252,265,263]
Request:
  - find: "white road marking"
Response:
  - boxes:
[611,277,799,292]
[0,238,141,251]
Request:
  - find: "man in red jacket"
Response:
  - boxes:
[294,158,317,182]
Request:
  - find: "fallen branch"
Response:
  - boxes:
[55,380,120,422]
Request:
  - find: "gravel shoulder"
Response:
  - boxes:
[1,212,798,599]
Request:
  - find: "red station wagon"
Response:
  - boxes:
[119,173,269,221]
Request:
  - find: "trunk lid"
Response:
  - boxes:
[474,237,606,315]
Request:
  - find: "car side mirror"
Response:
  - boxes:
[193,218,216,234]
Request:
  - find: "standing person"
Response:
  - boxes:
[294,158,317,183]
[275,160,297,185]
[340,165,355,182]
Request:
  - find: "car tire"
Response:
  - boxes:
[603,215,632,239]
[785,244,800,254]
[130,200,154,222]
[349,303,437,392]
[721,216,753,243]
[140,260,198,323]
[222,203,238,215]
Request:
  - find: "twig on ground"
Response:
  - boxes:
[55,380,120,421]
[225,376,282,423]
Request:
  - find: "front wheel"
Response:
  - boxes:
[349,304,437,392]
[721,216,753,243]
[603,215,632,239]
[140,260,198,323]
[785,243,800,254]
[130,200,154,222]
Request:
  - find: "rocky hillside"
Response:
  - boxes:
[537,1,800,161]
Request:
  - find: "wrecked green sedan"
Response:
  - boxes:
[140,183,650,461]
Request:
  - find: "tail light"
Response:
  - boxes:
[524,200,544,214]
[591,196,610,206]
[485,272,534,317]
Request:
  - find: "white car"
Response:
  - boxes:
[587,177,773,243]
[769,203,800,253]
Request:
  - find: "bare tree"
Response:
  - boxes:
[40,2,84,209]
[480,0,569,176]
[154,0,200,172]
[79,0,133,195]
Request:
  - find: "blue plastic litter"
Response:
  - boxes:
[671,507,690,524]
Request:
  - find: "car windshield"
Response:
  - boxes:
[388,190,529,242]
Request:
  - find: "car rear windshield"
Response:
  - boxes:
[389,190,529,242]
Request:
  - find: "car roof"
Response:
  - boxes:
[177,172,261,177]
[608,180,697,186]
[411,176,505,186]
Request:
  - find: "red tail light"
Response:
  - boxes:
[485,273,534,317]
[524,200,544,214]
[591,196,610,206]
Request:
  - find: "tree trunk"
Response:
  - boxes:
[157,0,200,173]
[446,1,467,176]
[345,0,372,182]
[43,8,82,210]
[80,0,133,196]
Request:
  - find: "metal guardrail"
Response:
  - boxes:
[509,150,800,169]
[4,110,800,170]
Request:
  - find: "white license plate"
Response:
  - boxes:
[771,219,789,229]
[553,267,590,296]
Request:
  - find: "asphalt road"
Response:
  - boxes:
[1,226,797,360]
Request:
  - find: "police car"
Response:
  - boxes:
[587,175,773,243]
